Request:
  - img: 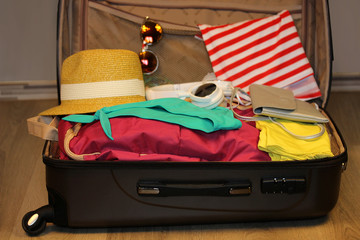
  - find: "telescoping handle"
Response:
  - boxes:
[137,181,252,197]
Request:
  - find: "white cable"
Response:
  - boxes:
[269,117,325,140]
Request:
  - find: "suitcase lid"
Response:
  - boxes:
[56,0,333,108]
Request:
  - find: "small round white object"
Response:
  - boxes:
[27,213,39,227]
[189,83,224,109]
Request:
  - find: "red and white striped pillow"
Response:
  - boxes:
[198,10,321,101]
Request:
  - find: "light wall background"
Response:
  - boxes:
[329,0,360,75]
[0,0,58,82]
[0,0,359,99]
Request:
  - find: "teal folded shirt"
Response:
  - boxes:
[63,98,242,140]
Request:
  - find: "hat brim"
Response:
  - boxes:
[39,95,146,116]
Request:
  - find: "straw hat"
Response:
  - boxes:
[40,49,146,116]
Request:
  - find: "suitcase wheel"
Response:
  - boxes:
[22,205,54,236]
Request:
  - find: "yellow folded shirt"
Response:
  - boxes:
[256,120,334,161]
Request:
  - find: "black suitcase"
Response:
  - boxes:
[22,0,347,236]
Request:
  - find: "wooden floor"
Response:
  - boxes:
[0,92,359,239]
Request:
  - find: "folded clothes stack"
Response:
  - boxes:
[57,100,269,162]
[256,119,333,161]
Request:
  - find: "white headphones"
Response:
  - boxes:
[145,80,234,109]
[188,83,224,109]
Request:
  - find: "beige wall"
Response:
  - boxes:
[329,0,360,75]
[0,0,58,83]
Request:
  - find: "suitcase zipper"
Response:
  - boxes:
[88,0,303,36]
[88,0,200,35]
[43,152,346,170]
[104,0,302,14]
[80,0,89,50]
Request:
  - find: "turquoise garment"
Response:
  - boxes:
[63,98,242,140]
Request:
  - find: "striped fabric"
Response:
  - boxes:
[199,10,321,100]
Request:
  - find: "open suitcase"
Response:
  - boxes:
[22,0,348,236]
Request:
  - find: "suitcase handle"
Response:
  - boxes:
[137,181,251,197]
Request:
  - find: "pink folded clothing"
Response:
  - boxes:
[58,117,271,162]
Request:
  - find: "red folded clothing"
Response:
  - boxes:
[58,116,270,162]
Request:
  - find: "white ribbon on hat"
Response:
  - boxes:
[60,79,145,100]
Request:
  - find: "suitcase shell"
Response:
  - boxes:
[22,0,347,236]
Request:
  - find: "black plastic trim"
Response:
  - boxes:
[56,0,62,105]
[323,0,334,109]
